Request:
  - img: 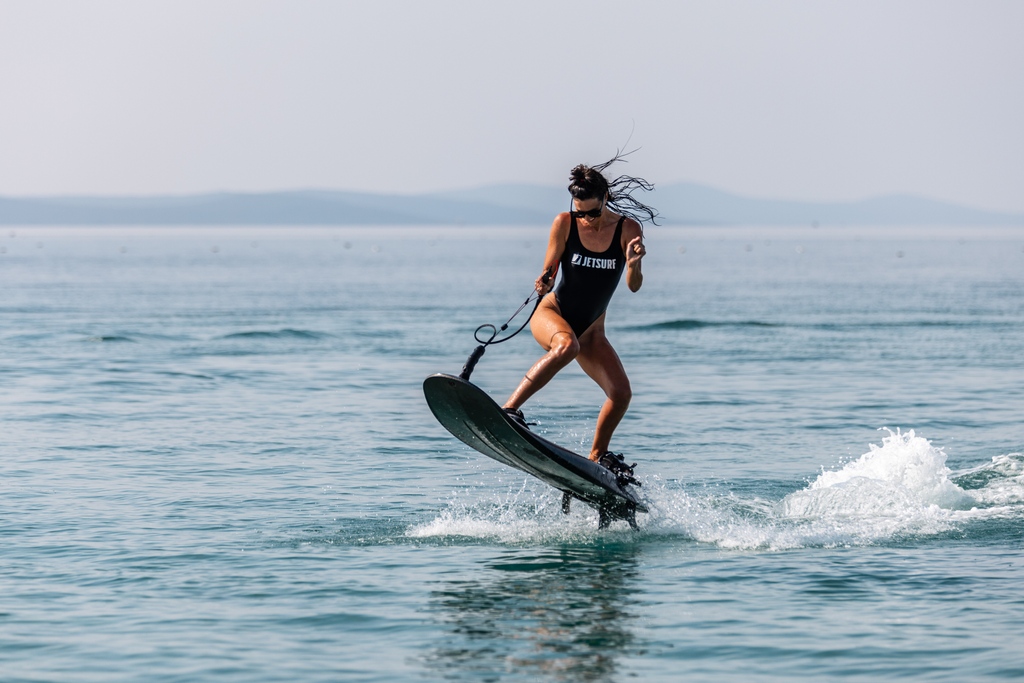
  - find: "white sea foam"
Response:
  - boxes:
[783,428,972,513]
[406,482,625,544]
[955,452,1024,507]
[772,426,973,546]
[407,507,597,544]
[649,429,1022,549]
[409,430,1024,550]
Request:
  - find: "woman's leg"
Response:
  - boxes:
[575,324,632,460]
[503,298,578,411]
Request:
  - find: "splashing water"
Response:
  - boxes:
[407,482,628,544]
[955,452,1024,507]
[783,428,971,515]
[410,429,1024,551]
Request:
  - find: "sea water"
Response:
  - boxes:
[1,224,1022,682]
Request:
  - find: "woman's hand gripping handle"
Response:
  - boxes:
[535,265,556,295]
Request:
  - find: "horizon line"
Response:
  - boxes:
[3,182,1022,215]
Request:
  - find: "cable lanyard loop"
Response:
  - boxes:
[459,268,553,381]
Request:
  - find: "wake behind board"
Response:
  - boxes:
[423,373,647,529]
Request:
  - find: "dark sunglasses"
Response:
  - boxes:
[570,203,603,220]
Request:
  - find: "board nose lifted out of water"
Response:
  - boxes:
[422,373,647,530]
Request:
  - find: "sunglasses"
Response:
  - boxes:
[569,202,603,220]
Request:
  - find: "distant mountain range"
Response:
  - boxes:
[1,183,1021,226]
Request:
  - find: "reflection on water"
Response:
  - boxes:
[422,542,643,682]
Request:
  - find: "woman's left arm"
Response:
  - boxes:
[623,219,646,292]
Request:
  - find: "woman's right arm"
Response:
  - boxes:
[536,213,570,294]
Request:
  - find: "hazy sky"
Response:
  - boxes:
[2,1,1022,211]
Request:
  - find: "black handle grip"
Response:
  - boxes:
[459,345,486,381]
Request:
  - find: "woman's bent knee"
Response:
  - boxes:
[608,383,632,406]
[550,334,579,363]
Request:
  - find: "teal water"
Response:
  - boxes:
[1,225,1023,682]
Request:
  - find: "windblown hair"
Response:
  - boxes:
[567,151,659,226]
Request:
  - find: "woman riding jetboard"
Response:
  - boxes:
[502,154,657,480]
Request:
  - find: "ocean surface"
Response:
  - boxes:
[2,224,1023,682]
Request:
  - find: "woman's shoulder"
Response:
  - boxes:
[618,215,642,236]
[550,212,573,234]
[619,215,643,246]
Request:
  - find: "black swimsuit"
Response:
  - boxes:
[553,214,626,337]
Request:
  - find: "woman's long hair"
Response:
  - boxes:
[567,150,658,226]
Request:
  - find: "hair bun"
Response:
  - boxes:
[569,164,588,183]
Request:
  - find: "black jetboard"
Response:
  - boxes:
[423,373,646,529]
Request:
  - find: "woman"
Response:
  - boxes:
[503,156,656,477]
